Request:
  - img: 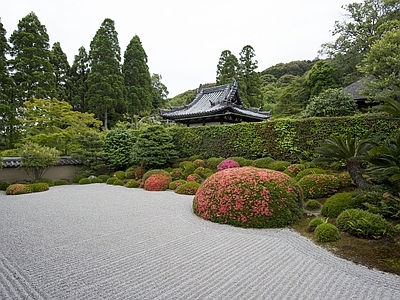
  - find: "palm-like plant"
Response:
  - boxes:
[374,98,400,118]
[315,131,373,190]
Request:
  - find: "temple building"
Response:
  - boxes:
[159,80,270,126]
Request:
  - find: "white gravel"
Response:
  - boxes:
[0,184,399,299]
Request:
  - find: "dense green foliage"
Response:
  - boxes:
[50,42,70,101]
[322,192,363,217]
[104,126,136,170]
[314,223,340,243]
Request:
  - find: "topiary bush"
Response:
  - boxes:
[267,160,291,171]
[35,178,54,186]
[322,192,363,218]
[193,159,204,168]
[298,174,341,199]
[113,171,126,180]
[295,168,327,181]
[28,182,49,193]
[170,168,183,180]
[314,222,340,243]
[142,169,171,184]
[98,175,110,183]
[90,177,103,183]
[54,179,69,186]
[106,177,117,185]
[252,157,275,168]
[72,175,84,184]
[304,199,322,210]
[175,182,201,195]
[205,157,225,171]
[187,174,202,183]
[336,209,395,239]
[79,178,91,185]
[125,179,139,188]
[144,173,171,191]
[6,184,32,195]
[217,159,240,171]
[193,167,303,228]
[308,217,326,229]
[113,179,124,186]
[169,180,187,190]
[227,157,253,167]
[179,161,196,179]
[284,164,305,177]
[194,167,214,179]
[0,181,11,191]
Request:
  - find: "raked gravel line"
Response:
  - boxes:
[0,184,399,299]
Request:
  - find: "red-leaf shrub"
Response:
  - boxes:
[169,180,187,190]
[217,159,240,171]
[144,174,171,191]
[187,174,202,183]
[193,167,303,228]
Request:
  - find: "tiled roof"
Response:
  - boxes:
[159,81,270,121]
[2,156,81,168]
[343,77,370,100]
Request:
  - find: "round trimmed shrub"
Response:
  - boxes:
[308,217,326,229]
[90,177,103,183]
[336,172,355,188]
[193,159,204,168]
[252,157,275,168]
[187,174,202,183]
[106,177,117,185]
[205,157,224,171]
[194,167,214,179]
[98,175,110,183]
[322,192,363,218]
[189,155,203,161]
[72,175,85,184]
[0,181,11,191]
[267,160,291,171]
[217,159,240,171]
[175,182,201,195]
[227,157,253,167]
[113,171,125,180]
[142,169,171,184]
[79,178,91,184]
[298,174,341,199]
[179,161,196,179]
[314,223,340,243]
[6,184,32,195]
[125,179,139,188]
[284,164,305,177]
[170,168,183,180]
[144,173,171,191]
[35,178,54,186]
[113,179,124,186]
[295,168,327,181]
[54,179,68,186]
[336,209,395,239]
[193,167,303,228]
[304,200,321,210]
[169,180,187,190]
[28,182,49,193]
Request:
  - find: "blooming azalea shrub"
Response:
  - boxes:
[267,160,291,171]
[125,179,139,188]
[144,173,171,191]
[314,222,340,243]
[217,159,240,171]
[134,166,146,180]
[252,157,275,168]
[227,157,253,167]
[175,182,201,195]
[169,180,187,190]
[205,157,225,171]
[187,174,202,183]
[170,168,183,180]
[193,159,204,168]
[193,167,303,228]
[0,181,11,190]
[54,179,68,186]
[284,164,305,177]
[6,184,32,195]
[322,192,363,218]
[295,168,327,181]
[142,169,171,184]
[336,209,395,239]
[304,199,321,210]
[308,217,326,229]
[298,174,341,199]
[336,172,355,188]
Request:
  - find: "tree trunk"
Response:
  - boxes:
[104,108,108,130]
[346,160,371,190]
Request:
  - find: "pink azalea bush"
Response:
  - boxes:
[217,159,240,171]
[193,167,303,228]
[144,174,171,191]
[187,174,202,183]
[298,174,341,199]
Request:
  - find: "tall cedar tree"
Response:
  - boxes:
[8,12,56,103]
[69,46,90,112]
[87,18,125,129]
[122,35,152,120]
[238,45,263,108]
[0,18,17,149]
[50,42,70,101]
[216,50,239,85]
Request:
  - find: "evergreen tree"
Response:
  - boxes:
[216,50,239,85]
[86,18,125,129]
[69,46,90,112]
[50,42,70,101]
[151,73,169,109]
[122,35,152,121]
[306,60,338,97]
[238,45,263,108]
[8,12,56,103]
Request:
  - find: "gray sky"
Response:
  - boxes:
[1,0,351,97]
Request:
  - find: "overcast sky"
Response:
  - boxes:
[1,0,352,97]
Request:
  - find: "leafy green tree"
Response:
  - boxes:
[359,28,400,102]
[315,132,373,190]
[8,12,56,103]
[19,98,102,154]
[104,126,136,170]
[86,18,125,129]
[306,60,338,97]
[19,142,60,181]
[50,42,70,101]
[69,46,89,112]
[238,45,263,108]
[122,35,153,120]
[260,60,315,79]
[71,131,106,176]
[302,88,359,117]
[134,125,177,169]
[151,73,169,109]
[216,50,239,85]
[320,0,400,85]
